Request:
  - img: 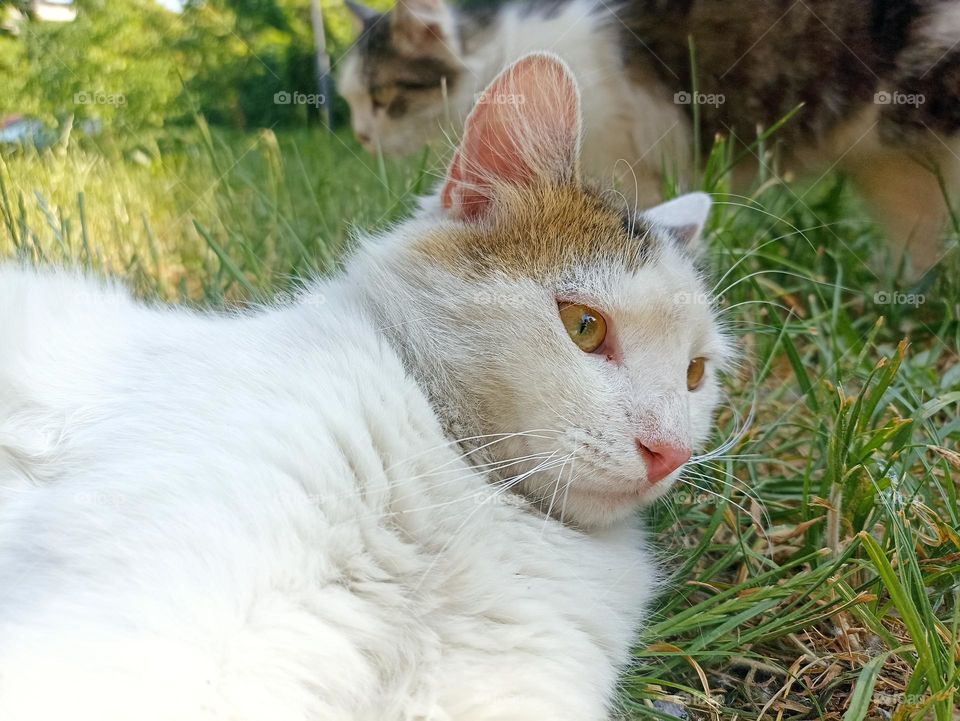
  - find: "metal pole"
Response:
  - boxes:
[310,0,332,129]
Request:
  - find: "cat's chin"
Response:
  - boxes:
[555,480,677,528]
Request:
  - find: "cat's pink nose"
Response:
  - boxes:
[636,440,691,484]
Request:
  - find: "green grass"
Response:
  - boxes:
[2,126,959,720]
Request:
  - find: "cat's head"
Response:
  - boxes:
[338,0,465,155]
[359,53,731,529]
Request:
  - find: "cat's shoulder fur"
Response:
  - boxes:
[0,264,654,721]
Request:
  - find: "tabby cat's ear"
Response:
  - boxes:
[345,0,380,34]
[391,0,457,53]
[642,193,712,249]
[440,53,582,222]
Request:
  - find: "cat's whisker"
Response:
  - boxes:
[531,387,577,431]
[556,462,587,529]
[708,201,823,284]
[541,449,579,531]
[409,450,576,591]
[680,464,768,517]
[673,476,754,520]
[690,399,755,465]
[357,451,574,526]
[557,465,576,528]
[681,471,774,549]
[381,429,564,475]
[384,451,563,504]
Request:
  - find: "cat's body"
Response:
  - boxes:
[0,269,649,721]
[340,0,960,270]
[0,57,730,720]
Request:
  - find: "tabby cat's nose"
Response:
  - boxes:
[636,440,691,484]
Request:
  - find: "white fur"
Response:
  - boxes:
[0,264,657,720]
[0,55,729,717]
[0,193,727,720]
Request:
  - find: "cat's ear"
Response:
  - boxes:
[440,53,581,222]
[345,0,380,34]
[391,0,457,53]
[643,193,712,249]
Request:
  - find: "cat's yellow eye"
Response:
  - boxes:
[559,303,607,353]
[687,357,707,390]
[370,85,394,110]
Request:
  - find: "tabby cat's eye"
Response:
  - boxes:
[559,303,607,353]
[687,357,707,390]
[370,86,392,110]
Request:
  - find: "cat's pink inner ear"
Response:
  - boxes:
[441,53,581,221]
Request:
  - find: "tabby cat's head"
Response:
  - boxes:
[339,0,466,155]
[358,53,731,529]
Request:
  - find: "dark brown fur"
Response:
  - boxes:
[614,0,957,149]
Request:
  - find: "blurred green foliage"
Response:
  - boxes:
[0,0,394,132]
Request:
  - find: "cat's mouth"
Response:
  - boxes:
[563,474,680,511]
[555,452,683,507]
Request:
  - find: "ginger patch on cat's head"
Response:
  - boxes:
[414,183,659,281]
[403,53,710,281]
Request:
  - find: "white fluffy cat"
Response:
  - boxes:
[0,55,730,721]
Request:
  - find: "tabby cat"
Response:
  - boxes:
[340,0,960,272]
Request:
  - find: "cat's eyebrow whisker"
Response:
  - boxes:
[707,210,825,295]
[716,298,797,316]
[713,267,859,301]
